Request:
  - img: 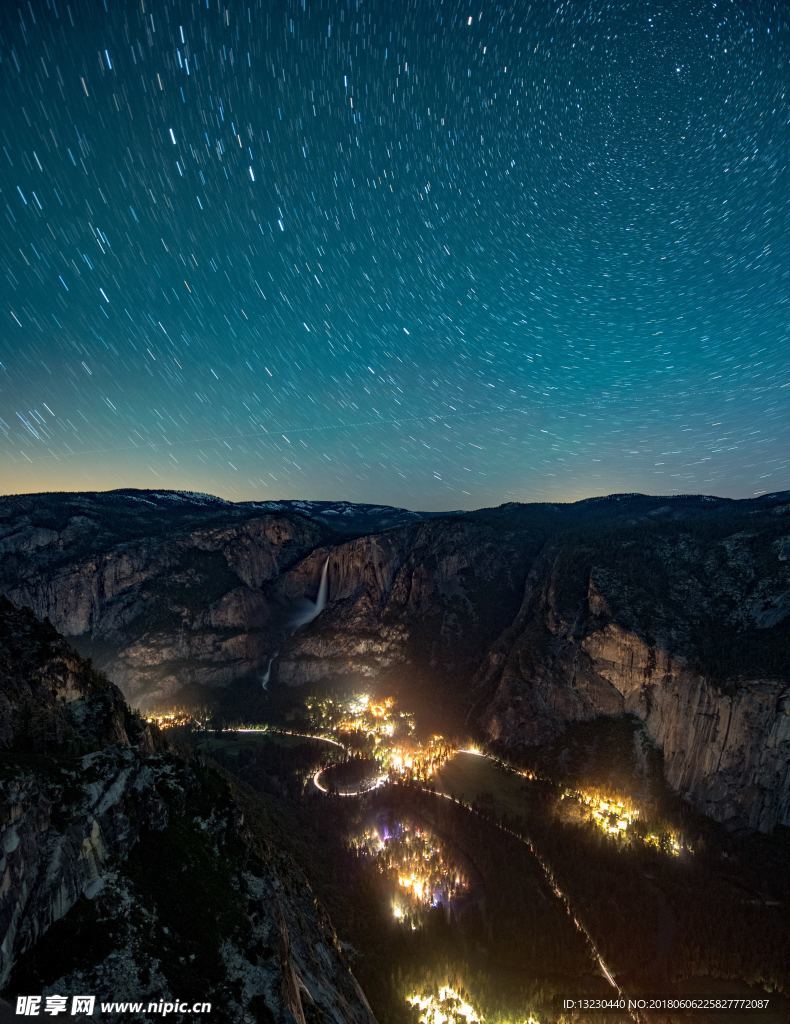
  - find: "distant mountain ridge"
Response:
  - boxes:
[0,487,455,539]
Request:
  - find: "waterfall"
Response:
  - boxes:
[264,558,330,689]
[289,556,330,628]
[315,556,329,614]
[261,654,276,690]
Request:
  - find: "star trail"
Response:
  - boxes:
[0,0,787,508]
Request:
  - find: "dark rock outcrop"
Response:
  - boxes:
[0,599,377,1023]
[476,503,790,832]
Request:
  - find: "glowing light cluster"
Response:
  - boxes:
[305,692,415,749]
[644,830,683,856]
[352,822,469,928]
[406,986,482,1024]
[575,790,638,835]
[405,985,541,1024]
[384,734,455,783]
[144,708,207,730]
[562,788,683,855]
[305,693,455,785]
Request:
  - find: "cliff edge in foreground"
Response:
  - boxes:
[0,597,376,1024]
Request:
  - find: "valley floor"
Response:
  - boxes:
[190,714,790,1024]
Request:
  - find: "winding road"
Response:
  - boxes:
[228,726,640,1021]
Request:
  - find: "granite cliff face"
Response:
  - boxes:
[581,626,790,832]
[271,517,539,700]
[0,599,377,1023]
[477,502,790,832]
[0,491,330,706]
[1,489,789,833]
[0,492,536,713]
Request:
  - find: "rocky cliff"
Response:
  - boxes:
[1,488,789,833]
[0,598,377,1023]
[270,516,541,708]
[0,491,332,706]
[476,500,790,832]
[0,492,538,716]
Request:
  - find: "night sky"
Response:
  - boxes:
[1,0,787,510]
